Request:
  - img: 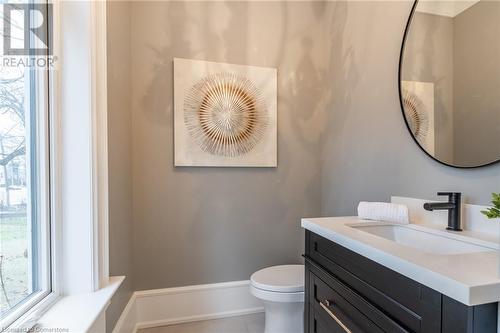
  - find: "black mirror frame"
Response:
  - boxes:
[398,0,500,169]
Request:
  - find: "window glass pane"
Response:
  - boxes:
[0,60,33,318]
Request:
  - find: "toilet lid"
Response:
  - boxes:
[250,265,304,293]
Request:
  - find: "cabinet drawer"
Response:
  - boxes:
[306,231,441,332]
[309,305,365,333]
[310,274,382,333]
[308,260,408,333]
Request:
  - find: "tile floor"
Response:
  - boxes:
[138,313,265,333]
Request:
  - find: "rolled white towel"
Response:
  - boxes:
[357,202,409,224]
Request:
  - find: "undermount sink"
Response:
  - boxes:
[350,224,495,255]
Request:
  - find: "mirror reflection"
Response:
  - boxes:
[400,0,500,168]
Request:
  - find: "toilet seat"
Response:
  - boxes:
[250,265,304,293]
[250,285,304,302]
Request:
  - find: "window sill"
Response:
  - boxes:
[35,276,124,332]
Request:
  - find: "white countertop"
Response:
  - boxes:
[302,216,500,306]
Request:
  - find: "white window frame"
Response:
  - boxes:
[4,1,112,330]
[56,0,109,296]
[90,0,109,290]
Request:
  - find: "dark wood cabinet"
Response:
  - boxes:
[304,230,498,333]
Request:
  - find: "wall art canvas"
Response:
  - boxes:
[174,58,277,167]
[401,80,435,155]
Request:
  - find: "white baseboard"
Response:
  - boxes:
[112,280,263,333]
[112,293,138,333]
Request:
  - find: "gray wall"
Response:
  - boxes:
[129,1,331,291]
[453,1,500,166]
[402,12,455,162]
[106,2,134,332]
[320,0,500,217]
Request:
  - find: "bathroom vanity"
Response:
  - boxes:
[302,215,500,333]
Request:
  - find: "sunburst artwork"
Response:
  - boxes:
[401,81,435,155]
[174,58,277,167]
[402,88,429,141]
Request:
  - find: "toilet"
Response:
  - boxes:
[250,265,304,333]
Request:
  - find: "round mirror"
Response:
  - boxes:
[399,0,500,168]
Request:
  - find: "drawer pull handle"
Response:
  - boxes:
[319,300,352,333]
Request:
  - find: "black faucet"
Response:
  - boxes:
[423,192,462,231]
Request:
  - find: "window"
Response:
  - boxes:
[0,2,53,328]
